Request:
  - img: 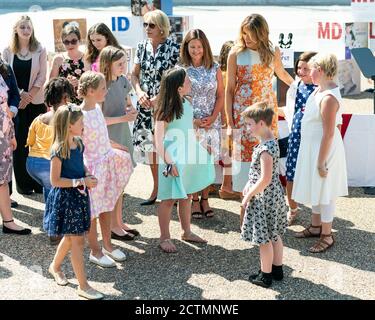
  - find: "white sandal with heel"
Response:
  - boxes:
[287,207,299,226]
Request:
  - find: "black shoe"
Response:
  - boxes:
[17,190,33,195]
[125,229,140,237]
[249,270,272,288]
[10,200,18,208]
[2,219,31,235]
[111,231,135,241]
[272,265,284,281]
[140,197,157,206]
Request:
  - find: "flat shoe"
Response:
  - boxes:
[89,254,116,268]
[102,248,126,262]
[77,287,104,300]
[48,265,68,286]
[111,231,135,241]
[140,197,157,206]
[125,229,140,237]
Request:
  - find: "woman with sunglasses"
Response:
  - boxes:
[49,24,86,104]
[131,9,180,205]
[2,15,47,196]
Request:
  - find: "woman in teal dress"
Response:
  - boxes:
[154,67,215,253]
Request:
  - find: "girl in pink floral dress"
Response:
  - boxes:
[79,71,133,268]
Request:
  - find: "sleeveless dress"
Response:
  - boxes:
[241,140,287,245]
[82,104,133,218]
[44,140,91,236]
[0,76,14,185]
[292,87,348,206]
[232,49,279,192]
[58,55,85,104]
[285,81,316,181]
[187,63,221,163]
[157,99,215,200]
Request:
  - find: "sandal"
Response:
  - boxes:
[295,224,322,238]
[159,239,177,253]
[181,231,207,243]
[191,198,203,219]
[200,197,214,218]
[308,233,335,253]
[287,207,299,226]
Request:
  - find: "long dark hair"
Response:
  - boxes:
[154,68,185,123]
[85,23,121,64]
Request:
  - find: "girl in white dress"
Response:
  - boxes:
[292,53,348,253]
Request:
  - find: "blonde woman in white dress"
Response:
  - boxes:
[292,53,348,253]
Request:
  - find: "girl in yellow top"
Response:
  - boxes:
[26,78,74,202]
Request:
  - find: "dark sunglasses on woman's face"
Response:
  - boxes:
[143,22,156,29]
[63,39,78,46]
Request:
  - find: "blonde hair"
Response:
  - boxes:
[10,15,40,53]
[310,53,338,79]
[241,101,274,126]
[52,104,83,159]
[144,9,170,38]
[99,46,126,84]
[236,14,274,66]
[78,71,105,98]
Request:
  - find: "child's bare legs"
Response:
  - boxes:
[70,235,90,291]
[272,236,283,266]
[286,181,299,225]
[99,211,114,253]
[157,199,176,252]
[0,183,27,231]
[259,242,273,273]
[179,197,207,243]
[149,152,158,200]
[200,187,214,217]
[50,236,71,276]
[88,218,106,259]
[221,165,233,193]
[110,194,133,237]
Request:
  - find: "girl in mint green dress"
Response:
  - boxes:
[154,68,215,253]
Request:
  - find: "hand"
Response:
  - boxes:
[242,184,250,197]
[241,193,252,208]
[67,75,79,88]
[84,176,98,188]
[124,109,138,122]
[137,91,152,109]
[318,163,328,178]
[171,164,179,177]
[10,137,17,151]
[201,115,215,129]
[19,92,33,109]
[193,119,204,128]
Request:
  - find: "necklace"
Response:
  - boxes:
[18,50,30,59]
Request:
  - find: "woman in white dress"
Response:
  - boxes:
[292,53,348,253]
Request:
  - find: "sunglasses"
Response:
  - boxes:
[143,22,156,29]
[63,38,78,46]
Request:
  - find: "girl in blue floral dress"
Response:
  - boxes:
[282,52,317,225]
[45,104,103,300]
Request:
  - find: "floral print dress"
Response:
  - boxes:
[132,38,180,155]
[241,140,287,245]
[232,49,279,192]
[187,63,221,162]
[0,75,14,185]
[58,56,85,104]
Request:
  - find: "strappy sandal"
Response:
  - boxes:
[295,224,322,238]
[287,207,299,226]
[200,197,214,218]
[308,233,335,253]
[191,198,203,219]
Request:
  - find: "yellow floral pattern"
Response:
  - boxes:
[232,62,278,162]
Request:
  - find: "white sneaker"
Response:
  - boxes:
[89,253,116,267]
[102,248,126,262]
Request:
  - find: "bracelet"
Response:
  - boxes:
[72,178,80,187]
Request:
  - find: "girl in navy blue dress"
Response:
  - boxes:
[45,104,103,300]
[282,52,317,225]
